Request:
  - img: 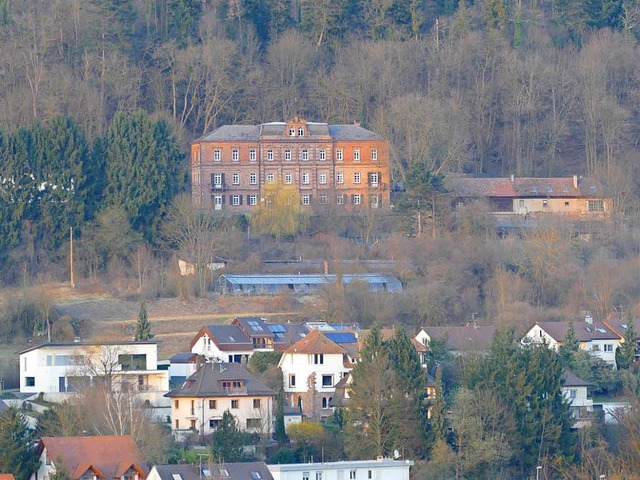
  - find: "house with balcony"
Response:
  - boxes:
[165,362,275,440]
[522,317,622,366]
[31,435,147,480]
[563,371,594,429]
[19,341,169,403]
[278,330,358,421]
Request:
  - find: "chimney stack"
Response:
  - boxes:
[354,120,360,127]
[573,175,578,189]
[323,261,329,275]
[510,174,515,182]
[585,314,593,325]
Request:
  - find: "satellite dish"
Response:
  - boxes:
[393,449,401,459]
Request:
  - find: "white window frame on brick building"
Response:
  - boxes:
[302,172,310,185]
[232,173,240,185]
[249,149,256,162]
[214,149,221,162]
[249,173,257,185]
[285,172,293,184]
[302,194,310,206]
[354,149,360,161]
[354,172,361,184]
[285,149,292,161]
[319,150,326,161]
[319,172,327,184]
[336,172,343,184]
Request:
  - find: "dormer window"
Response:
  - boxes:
[289,127,296,136]
[298,127,304,136]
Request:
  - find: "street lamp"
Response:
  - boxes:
[536,465,542,480]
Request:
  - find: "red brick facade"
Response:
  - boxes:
[191,117,390,211]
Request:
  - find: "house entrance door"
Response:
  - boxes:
[214,195,223,210]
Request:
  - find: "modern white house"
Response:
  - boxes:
[415,325,496,356]
[19,341,169,403]
[522,317,621,366]
[268,459,413,480]
[165,362,275,440]
[278,330,357,421]
[563,371,594,429]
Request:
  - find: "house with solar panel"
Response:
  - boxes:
[216,273,403,295]
[278,330,359,421]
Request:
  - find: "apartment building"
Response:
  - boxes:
[191,117,390,211]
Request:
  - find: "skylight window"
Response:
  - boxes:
[172,475,183,480]
[563,186,568,193]
[585,327,592,332]
[532,186,538,193]
[548,186,553,193]
[202,469,213,478]
[596,328,607,333]
[251,473,262,480]
[622,324,628,329]
[590,186,597,193]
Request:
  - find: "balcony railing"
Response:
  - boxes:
[223,387,248,395]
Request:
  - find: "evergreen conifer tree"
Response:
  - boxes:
[135,300,153,341]
[617,320,636,370]
[0,407,39,480]
[211,410,244,462]
[275,389,287,446]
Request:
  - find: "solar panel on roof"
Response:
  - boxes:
[325,332,357,344]
[248,320,263,331]
[268,325,286,332]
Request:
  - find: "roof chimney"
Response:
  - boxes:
[585,314,593,324]
[323,261,329,275]
[354,120,360,127]
[510,174,515,182]
[573,175,578,189]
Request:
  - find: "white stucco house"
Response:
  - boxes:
[19,341,169,403]
[268,459,413,480]
[563,370,594,428]
[278,330,358,421]
[522,317,622,366]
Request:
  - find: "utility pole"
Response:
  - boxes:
[417,211,422,236]
[70,227,75,289]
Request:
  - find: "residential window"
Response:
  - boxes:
[267,150,274,161]
[285,149,292,161]
[298,127,304,136]
[289,127,296,136]
[319,195,327,204]
[353,194,361,205]
[568,389,577,399]
[289,375,296,388]
[302,173,310,184]
[542,200,548,208]
[370,195,380,209]
[302,194,310,206]
[369,173,379,185]
[213,173,222,186]
[232,149,239,162]
[604,344,614,352]
[232,195,240,206]
[209,419,220,429]
[250,173,257,185]
[247,418,261,429]
[354,172,361,184]
[336,172,344,184]
[190,420,196,430]
[267,173,275,183]
[565,201,570,206]
[214,149,221,162]
[174,400,179,409]
[314,353,324,364]
[319,172,327,184]
[285,196,292,206]
[232,173,240,185]
[209,400,217,409]
[588,200,604,212]
[316,473,323,480]
[350,471,357,479]
[368,471,372,479]
[322,375,333,387]
[231,399,239,409]
[302,149,309,161]
[354,149,360,161]
[26,377,35,387]
[303,473,310,480]
[249,195,257,206]
[322,397,328,409]
[285,173,293,184]
[175,419,179,429]
[336,149,343,161]
[337,194,344,205]
[371,149,377,161]
[319,150,326,161]
[250,149,256,162]
[191,400,195,415]
[253,399,261,409]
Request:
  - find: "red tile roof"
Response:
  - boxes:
[40,436,147,480]
[0,475,16,480]
[283,330,347,355]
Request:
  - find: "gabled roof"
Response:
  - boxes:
[165,362,275,398]
[534,321,620,342]
[232,317,274,339]
[169,352,199,364]
[151,462,273,480]
[602,317,640,340]
[283,330,347,355]
[0,475,15,480]
[190,325,253,352]
[39,436,147,480]
[447,176,606,198]
[563,370,591,387]
[422,325,496,352]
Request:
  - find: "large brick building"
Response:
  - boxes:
[191,117,390,211]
